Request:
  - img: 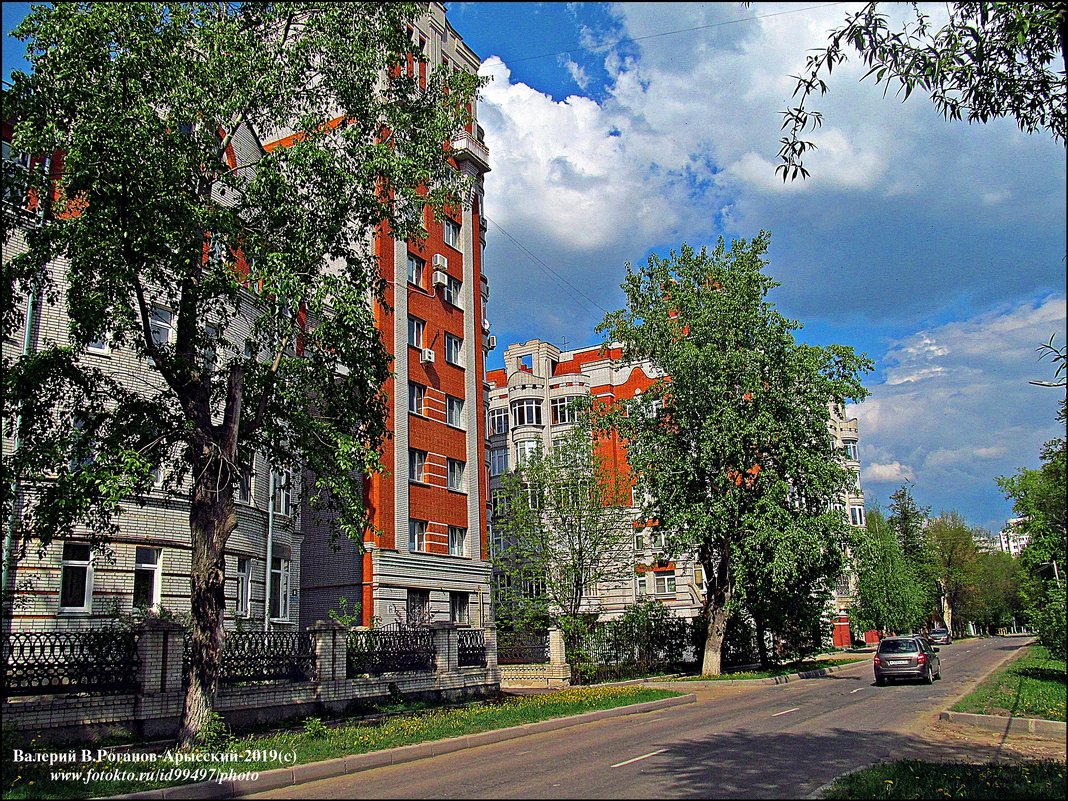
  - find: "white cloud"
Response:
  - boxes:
[864,462,913,483]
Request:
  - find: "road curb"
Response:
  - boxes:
[937,710,1066,740]
[103,693,695,799]
[642,658,869,689]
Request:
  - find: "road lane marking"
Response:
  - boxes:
[850,688,864,693]
[771,707,801,717]
[611,749,668,768]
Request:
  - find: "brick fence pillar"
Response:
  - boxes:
[308,619,347,682]
[548,627,566,665]
[483,625,498,672]
[432,622,457,674]
[134,618,185,738]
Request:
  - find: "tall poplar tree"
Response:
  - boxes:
[2,2,478,746]
[598,233,872,675]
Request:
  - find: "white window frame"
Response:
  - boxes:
[273,467,293,517]
[490,447,509,477]
[445,275,462,307]
[488,407,509,435]
[449,526,466,557]
[551,396,580,426]
[149,306,174,365]
[850,506,866,527]
[447,458,465,491]
[235,556,251,617]
[634,571,648,598]
[238,454,256,505]
[407,316,425,349]
[59,542,93,613]
[516,439,538,467]
[490,489,508,519]
[654,571,676,596]
[407,253,425,288]
[634,531,646,551]
[444,217,461,249]
[86,332,111,355]
[444,333,463,366]
[409,449,427,483]
[844,440,860,461]
[409,382,426,415]
[450,592,469,624]
[409,519,428,552]
[511,398,542,427]
[133,546,162,610]
[269,557,290,621]
[446,395,464,428]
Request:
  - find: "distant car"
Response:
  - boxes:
[874,635,941,685]
[929,628,952,645]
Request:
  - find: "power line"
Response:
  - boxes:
[482,216,610,322]
[502,3,846,66]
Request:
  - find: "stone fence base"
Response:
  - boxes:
[499,664,571,689]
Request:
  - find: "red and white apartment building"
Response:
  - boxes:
[2,3,492,633]
[486,338,867,635]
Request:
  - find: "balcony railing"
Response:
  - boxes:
[450,131,490,172]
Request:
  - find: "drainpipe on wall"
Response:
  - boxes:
[2,291,37,616]
[264,469,275,632]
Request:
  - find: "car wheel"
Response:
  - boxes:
[924,666,934,685]
[936,664,942,680]
[875,675,886,687]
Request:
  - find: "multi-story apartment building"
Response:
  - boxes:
[2,3,491,634]
[486,338,868,634]
[486,339,705,622]
[827,409,868,646]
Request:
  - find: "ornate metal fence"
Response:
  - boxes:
[457,628,486,667]
[185,631,315,685]
[346,623,435,677]
[496,629,549,664]
[2,629,140,697]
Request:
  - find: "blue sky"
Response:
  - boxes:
[5,3,1065,534]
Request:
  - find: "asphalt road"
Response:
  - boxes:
[250,636,1031,800]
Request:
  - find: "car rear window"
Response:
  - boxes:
[878,639,919,654]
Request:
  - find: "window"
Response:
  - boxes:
[59,542,92,612]
[490,489,508,519]
[516,439,539,467]
[269,557,290,620]
[450,592,469,624]
[648,398,664,418]
[238,454,256,505]
[447,458,465,491]
[87,332,110,355]
[654,571,676,595]
[409,519,427,552]
[649,529,666,550]
[694,563,705,588]
[445,275,462,307]
[273,467,293,517]
[149,306,173,350]
[634,572,648,598]
[511,398,542,427]
[634,531,646,551]
[488,407,509,435]
[551,396,580,426]
[235,557,251,617]
[407,253,425,287]
[449,526,466,557]
[849,506,866,527]
[407,316,424,349]
[446,395,464,428]
[132,546,162,610]
[835,573,852,597]
[445,333,463,365]
[444,218,461,249]
[844,440,860,461]
[409,449,427,483]
[490,447,509,476]
[409,382,426,415]
[407,589,430,624]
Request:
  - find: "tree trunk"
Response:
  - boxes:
[176,443,237,750]
[701,598,731,676]
[754,611,770,668]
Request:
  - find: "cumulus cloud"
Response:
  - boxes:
[864,462,913,484]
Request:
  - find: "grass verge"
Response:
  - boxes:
[951,645,1066,722]
[821,758,1066,799]
[676,656,867,681]
[2,685,680,800]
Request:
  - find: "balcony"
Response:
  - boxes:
[450,131,490,173]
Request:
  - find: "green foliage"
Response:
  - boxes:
[776,2,1067,181]
[596,232,872,673]
[927,511,982,634]
[851,507,929,634]
[193,711,234,752]
[491,423,633,622]
[961,550,1023,633]
[328,596,362,628]
[952,644,1066,722]
[302,716,328,739]
[822,758,1067,800]
[1031,582,1066,659]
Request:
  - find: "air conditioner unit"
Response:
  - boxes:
[432,254,448,270]
[432,269,448,287]
[420,347,436,364]
[487,335,497,350]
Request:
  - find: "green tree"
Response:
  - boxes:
[927,511,981,636]
[851,507,929,635]
[961,549,1022,634]
[774,2,1067,181]
[597,233,872,675]
[886,481,938,617]
[2,2,478,747]
[492,422,633,625]
[998,431,1067,656]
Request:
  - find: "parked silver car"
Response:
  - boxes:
[929,627,952,645]
[873,635,941,685]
